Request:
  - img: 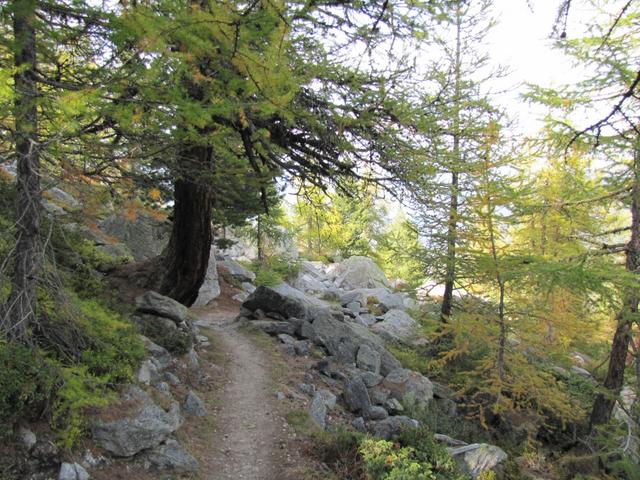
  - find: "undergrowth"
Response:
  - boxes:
[315,427,470,480]
[0,181,144,448]
[251,254,301,287]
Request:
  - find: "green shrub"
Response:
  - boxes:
[53,365,113,449]
[0,342,59,433]
[315,429,366,479]
[402,396,490,446]
[251,255,301,287]
[48,296,143,447]
[359,432,467,480]
[74,297,145,382]
[48,223,129,300]
[317,426,468,480]
[254,267,283,287]
[36,293,144,447]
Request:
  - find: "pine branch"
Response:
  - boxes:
[566,69,640,151]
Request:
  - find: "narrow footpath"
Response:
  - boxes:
[195,305,291,480]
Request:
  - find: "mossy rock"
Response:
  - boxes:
[133,314,194,354]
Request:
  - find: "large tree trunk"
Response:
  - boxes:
[1,0,41,342]
[590,146,640,429]
[156,143,213,306]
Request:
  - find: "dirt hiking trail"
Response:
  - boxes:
[194,304,299,480]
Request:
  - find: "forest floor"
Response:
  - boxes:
[185,285,320,480]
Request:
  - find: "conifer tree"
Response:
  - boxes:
[0,0,114,340]
[109,0,436,304]
[528,0,640,429]
[410,0,501,322]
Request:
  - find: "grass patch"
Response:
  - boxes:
[286,409,315,434]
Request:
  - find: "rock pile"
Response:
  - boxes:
[237,255,508,478]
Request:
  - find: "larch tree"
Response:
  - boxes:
[409,0,501,322]
[0,0,115,341]
[528,0,640,429]
[111,0,437,305]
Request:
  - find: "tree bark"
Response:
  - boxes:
[1,0,41,342]
[441,171,459,321]
[440,4,462,323]
[156,143,213,306]
[590,145,640,429]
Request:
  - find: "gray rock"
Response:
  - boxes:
[243,285,308,320]
[371,309,418,343]
[571,351,592,367]
[352,417,367,433]
[299,321,316,340]
[194,320,213,329]
[58,462,89,480]
[293,262,331,292]
[142,337,172,370]
[135,291,191,325]
[359,313,378,326]
[242,282,256,293]
[193,246,221,306]
[309,393,328,429]
[219,259,256,282]
[155,382,171,395]
[333,256,389,290]
[357,344,381,374]
[346,301,362,314]
[134,313,194,354]
[551,365,570,379]
[432,381,456,400]
[43,200,66,216]
[136,359,159,386]
[165,372,181,386]
[293,273,327,292]
[343,376,371,413]
[571,366,592,378]
[383,368,434,405]
[30,440,59,465]
[369,387,391,405]
[81,450,103,468]
[272,283,332,319]
[317,389,337,410]
[17,425,36,450]
[277,333,296,344]
[183,391,207,417]
[384,398,404,414]
[367,416,420,440]
[279,343,296,355]
[98,213,169,261]
[311,313,401,375]
[232,292,250,302]
[186,349,200,371]
[360,371,384,387]
[364,406,389,421]
[46,187,79,210]
[297,383,316,396]
[144,439,198,473]
[92,385,182,457]
[448,443,508,479]
[434,434,467,447]
[294,340,311,356]
[250,320,297,335]
[340,288,407,313]
[320,287,344,302]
